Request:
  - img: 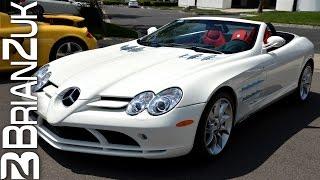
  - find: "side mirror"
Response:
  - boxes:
[147,27,157,35]
[263,36,286,50]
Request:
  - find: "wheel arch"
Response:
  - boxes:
[212,86,237,113]
[306,58,314,71]
[191,85,238,156]
[49,36,88,61]
[203,86,238,124]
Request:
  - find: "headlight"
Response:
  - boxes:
[148,87,183,116]
[31,64,51,93]
[126,91,155,116]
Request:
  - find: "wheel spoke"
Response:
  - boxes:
[67,43,72,53]
[220,114,231,124]
[208,110,215,122]
[206,124,215,134]
[219,103,228,118]
[216,133,223,147]
[73,50,83,54]
[56,52,66,58]
[213,101,221,117]
[220,126,230,135]
[205,133,215,146]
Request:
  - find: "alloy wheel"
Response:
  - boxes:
[300,65,313,100]
[56,42,83,59]
[204,98,233,155]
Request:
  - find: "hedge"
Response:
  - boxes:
[102,0,126,5]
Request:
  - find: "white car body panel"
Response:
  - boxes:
[29,17,314,158]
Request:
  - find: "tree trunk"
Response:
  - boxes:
[293,0,298,11]
[257,0,265,13]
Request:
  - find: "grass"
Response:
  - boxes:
[91,22,139,39]
[189,8,236,15]
[244,11,320,26]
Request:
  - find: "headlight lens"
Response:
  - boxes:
[126,91,155,116]
[31,64,51,93]
[148,87,183,116]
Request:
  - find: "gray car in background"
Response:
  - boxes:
[23,0,85,15]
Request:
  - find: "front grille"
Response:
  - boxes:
[42,121,99,142]
[98,130,139,146]
[42,121,140,147]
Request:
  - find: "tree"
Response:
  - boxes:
[293,0,298,11]
[257,0,265,13]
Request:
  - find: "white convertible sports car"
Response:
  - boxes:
[29,17,314,159]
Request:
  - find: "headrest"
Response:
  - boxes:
[231,29,249,41]
[206,30,222,40]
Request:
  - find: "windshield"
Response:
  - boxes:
[138,19,260,54]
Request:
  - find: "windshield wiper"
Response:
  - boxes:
[137,39,163,47]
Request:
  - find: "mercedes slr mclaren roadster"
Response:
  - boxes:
[29,17,314,159]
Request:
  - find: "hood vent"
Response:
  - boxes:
[100,96,132,102]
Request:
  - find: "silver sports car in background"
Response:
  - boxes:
[22,0,87,15]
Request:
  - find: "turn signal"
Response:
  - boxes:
[176,120,194,127]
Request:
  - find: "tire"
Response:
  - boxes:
[36,5,44,15]
[294,62,313,102]
[31,5,44,16]
[192,91,235,159]
[49,38,87,62]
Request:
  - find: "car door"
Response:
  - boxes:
[40,0,79,15]
[0,35,28,72]
[56,0,80,14]
[260,28,301,103]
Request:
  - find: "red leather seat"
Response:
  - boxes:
[203,30,226,47]
[231,29,249,42]
[264,30,271,44]
[246,28,258,45]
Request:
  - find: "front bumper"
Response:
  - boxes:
[33,102,206,159]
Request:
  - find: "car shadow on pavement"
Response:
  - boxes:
[40,90,320,179]
[0,73,11,84]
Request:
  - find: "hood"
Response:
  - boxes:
[49,41,231,100]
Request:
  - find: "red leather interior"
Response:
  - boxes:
[231,29,249,42]
[203,30,226,47]
[264,30,271,44]
[246,28,258,44]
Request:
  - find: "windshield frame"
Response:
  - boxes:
[138,19,262,54]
